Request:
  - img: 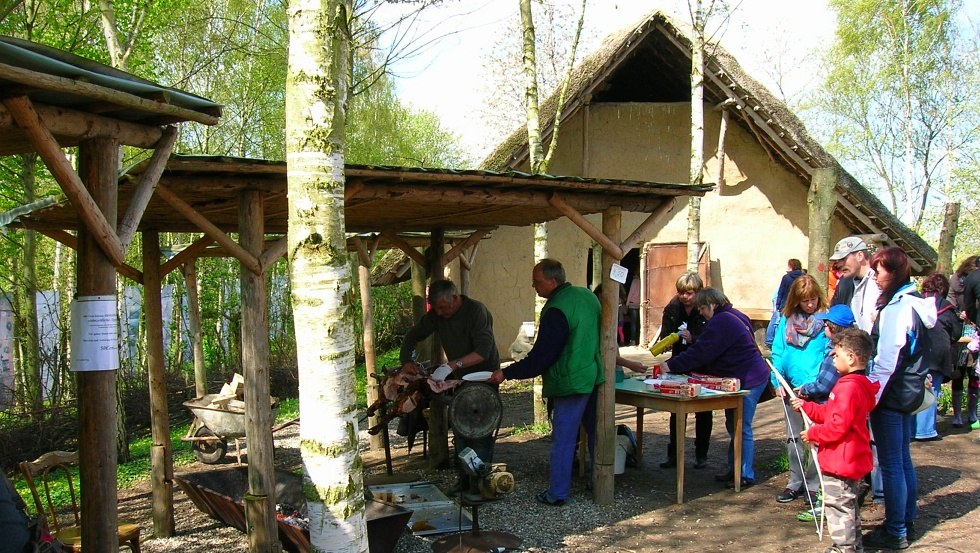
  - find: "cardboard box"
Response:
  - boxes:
[644,379,701,397]
[687,374,740,392]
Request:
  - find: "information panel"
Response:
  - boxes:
[70,295,118,372]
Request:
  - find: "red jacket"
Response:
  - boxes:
[801,373,880,481]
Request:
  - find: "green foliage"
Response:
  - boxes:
[812,0,978,250]
[512,421,551,436]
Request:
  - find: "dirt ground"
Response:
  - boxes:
[119,351,980,552]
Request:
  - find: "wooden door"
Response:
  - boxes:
[641,243,710,344]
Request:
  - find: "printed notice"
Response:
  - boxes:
[609,263,628,284]
[70,295,119,372]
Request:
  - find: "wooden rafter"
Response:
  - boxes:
[620,198,675,254]
[3,95,126,267]
[154,184,261,275]
[380,231,427,267]
[442,229,490,266]
[549,193,624,260]
[118,126,178,251]
[160,235,214,276]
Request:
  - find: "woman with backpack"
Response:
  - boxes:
[862,247,938,550]
[913,273,963,440]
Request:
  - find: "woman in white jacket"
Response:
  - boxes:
[862,247,937,551]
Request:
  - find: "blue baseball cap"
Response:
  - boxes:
[815,304,855,327]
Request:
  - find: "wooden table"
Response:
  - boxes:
[615,377,748,504]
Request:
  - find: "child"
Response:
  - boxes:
[791,328,879,553]
[798,304,857,402]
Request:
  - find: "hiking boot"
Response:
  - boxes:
[659,458,677,469]
[862,527,909,550]
[776,487,801,503]
[726,477,754,489]
[797,496,823,522]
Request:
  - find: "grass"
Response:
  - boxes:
[13,350,398,515]
[512,421,551,436]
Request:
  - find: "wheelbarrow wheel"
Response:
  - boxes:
[192,426,228,464]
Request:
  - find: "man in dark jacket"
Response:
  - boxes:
[765,259,805,347]
[489,259,603,506]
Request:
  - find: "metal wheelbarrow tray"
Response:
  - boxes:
[175,467,412,553]
[181,394,279,464]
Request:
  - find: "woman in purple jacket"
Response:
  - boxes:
[665,287,770,487]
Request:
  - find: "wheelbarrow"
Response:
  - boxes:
[182,394,279,464]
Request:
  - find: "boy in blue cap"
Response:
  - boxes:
[795,303,857,523]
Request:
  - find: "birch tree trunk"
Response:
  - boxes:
[687,0,705,271]
[286,1,367,551]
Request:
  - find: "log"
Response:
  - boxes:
[808,167,838,292]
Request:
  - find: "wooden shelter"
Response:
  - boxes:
[0,36,220,552]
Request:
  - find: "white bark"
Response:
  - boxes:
[687,0,706,271]
[286,2,367,552]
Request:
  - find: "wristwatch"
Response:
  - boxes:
[454,359,463,370]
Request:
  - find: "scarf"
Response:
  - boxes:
[785,312,824,348]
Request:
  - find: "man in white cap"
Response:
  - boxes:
[829,236,880,333]
[829,236,885,506]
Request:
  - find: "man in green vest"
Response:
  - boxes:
[489,259,604,506]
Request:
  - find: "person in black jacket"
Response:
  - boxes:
[913,273,962,440]
[0,472,29,553]
[657,272,711,469]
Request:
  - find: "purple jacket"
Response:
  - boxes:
[665,304,770,389]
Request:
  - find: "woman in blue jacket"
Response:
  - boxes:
[770,274,829,504]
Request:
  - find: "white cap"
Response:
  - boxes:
[830,236,868,260]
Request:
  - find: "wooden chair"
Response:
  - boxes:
[19,451,141,553]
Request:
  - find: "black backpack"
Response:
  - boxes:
[872,305,931,413]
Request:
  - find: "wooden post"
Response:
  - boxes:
[595,206,621,505]
[936,202,960,274]
[239,190,279,553]
[427,229,450,470]
[808,167,838,292]
[355,239,382,450]
[181,260,207,398]
[410,256,430,361]
[76,137,119,553]
[141,230,175,537]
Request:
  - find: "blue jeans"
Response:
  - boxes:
[764,311,780,348]
[724,379,768,481]
[869,408,917,538]
[548,390,598,500]
[913,370,943,439]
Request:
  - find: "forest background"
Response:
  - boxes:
[0,0,977,472]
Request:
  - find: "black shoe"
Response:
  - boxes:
[714,469,734,482]
[726,477,755,489]
[693,456,708,469]
[776,487,801,503]
[862,526,909,550]
[535,490,565,506]
[659,458,677,469]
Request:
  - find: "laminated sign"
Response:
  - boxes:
[70,295,119,371]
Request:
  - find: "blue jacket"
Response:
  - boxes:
[665,304,769,389]
[771,315,829,389]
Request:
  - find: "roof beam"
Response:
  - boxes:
[0,61,219,125]
[0,103,163,155]
[3,95,126,267]
[549,192,624,260]
[380,231,427,267]
[153,183,261,275]
[620,198,675,254]
[160,235,214,276]
[118,126,177,252]
[442,229,490,266]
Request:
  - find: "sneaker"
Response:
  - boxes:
[535,490,565,506]
[796,502,822,522]
[726,477,755,489]
[971,420,980,430]
[776,487,801,503]
[862,527,909,550]
[659,458,677,469]
[693,456,708,469]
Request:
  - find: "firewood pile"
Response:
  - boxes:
[206,373,247,411]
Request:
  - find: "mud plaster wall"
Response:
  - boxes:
[476,102,848,358]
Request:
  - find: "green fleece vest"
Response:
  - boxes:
[541,284,605,397]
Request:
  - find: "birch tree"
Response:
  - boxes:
[286,0,367,551]
[519,0,586,426]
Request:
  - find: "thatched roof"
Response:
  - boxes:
[482,11,936,273]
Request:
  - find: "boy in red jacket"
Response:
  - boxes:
[791,328,880,553]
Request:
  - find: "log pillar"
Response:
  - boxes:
[808,167,838,292]
[76,137,119,553]
[142,230,175,537]
[427,229,450,470]
[239,189,279,553]
[595,206,621,505]
[358,253,382,450]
